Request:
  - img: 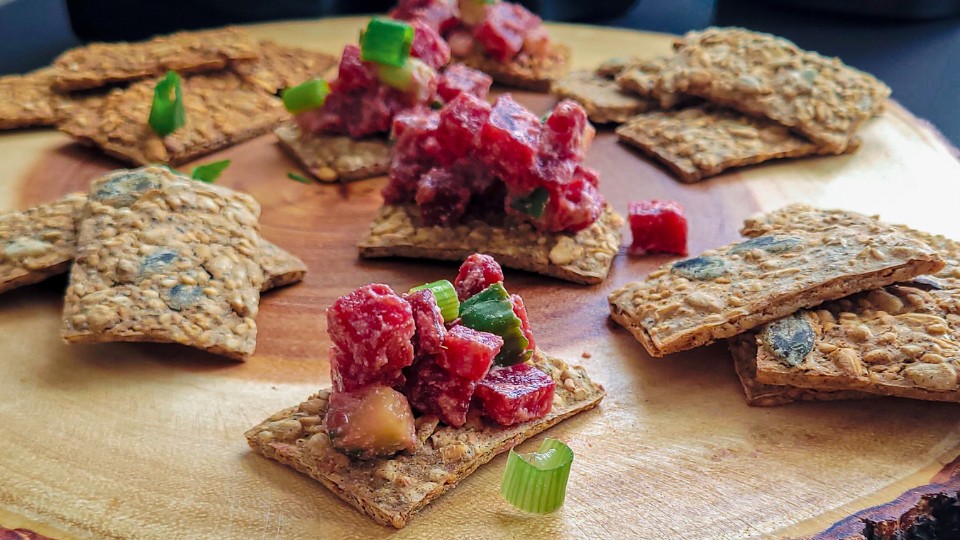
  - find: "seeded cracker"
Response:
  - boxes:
[596,57,643,79]
[615,105,853,183]
[59,72,287,166]
[232,41,338,95]
[608,207,944,357]
[275,122,391,182]
[359,205,623,285]
[551,70,656,124]
[61,166,264,359]
[0,70,62,130]
[259,239,308,291]
[245,350,604,529]
[615,57,688,110]
[457,43,571,92]
[727,333,875,407]
[655,27,890,152]
[52,27,260,91]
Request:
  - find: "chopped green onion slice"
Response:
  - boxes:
[410,279,460,323]
[360,18,414,67]
[190,159,231,183]
[148,71,186,137]
[282,79,330,114]
[459,283,529,365]
[287,172,312,184]
[430,100,444,110]
[501,438,574,514]
[510,187,549,218]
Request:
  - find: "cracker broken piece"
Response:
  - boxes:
[551,70,657,124]
[615,57,688,110]
[245,350,604,529]
[608,207,944,357]
[615,105,852,183]
[359,204,623,284]
[0,193,86,293]
[457,43,570,92]
[233,41,338,95]
[0,70,62,130]
[59,72,287,166]
[52,27,260,91]
[61,166,265,359]
[596,57,644,79]
[259,239,308,291]
[728,333,875,407]
[656,27,890,152]
[275,122,391,182]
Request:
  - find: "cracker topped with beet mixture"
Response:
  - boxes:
[246,254,604,528]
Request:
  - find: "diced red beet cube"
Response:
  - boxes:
[437,64,493,103]
[480,95,542,189]
[454,253,504,301]
[533,164,604,233]
[447,30,476,57]
[437,92,491,158]
[628,200,688,256]
[333,45,377,92]
[509,294,535,352]
[383,110,443,204]
[327,284,416,392]
[404,289,445,356]
[390,107,440,140]
[409,20,451,70]
[474,3,541,62]
[437,324,502,381]
[405,356,477,427]
[415,167,472,226]
[541,99,596,162]
[390,0,459,34]
[474,363,555,426]
[522,24,551,57]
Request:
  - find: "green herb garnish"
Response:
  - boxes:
[510,187,549,218]
[410,280,459,323]
[190,159,231,183]
[501,438,574,514]
[282,79,330,114]
[360,18,415,67]
[287,172,312,184]
[148,71,186,137]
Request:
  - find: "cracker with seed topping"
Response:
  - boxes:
[258,239,308,291]
[232,41,337,95]
[615,57,689,110]
[457,43,570,92]
[359,204,623,285]
[245,350,604,529]
[655,27,890,152]
[0,70,62,130]
[274,122,391,182]
[596,57,643,79]
[61,166,265,359]
[52,27,260,91]
[551,70,657,124]
[727,333,875,407]
[59,72,287,166]
[608,207,944,357]
[615,105,853,183]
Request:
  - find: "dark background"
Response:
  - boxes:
[1,0,958,146]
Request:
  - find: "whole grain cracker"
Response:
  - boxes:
[232,41,338,95]
[245,350,604,528]
[52,27,260,91]
[615,105,853,183]
[456,43,571,92]
[0,70,62,130]
[61,166,264,359]
[596,57,643,79]
[608,207,944,357]
[655,27,890,152]
[275,122,391,182]
[615,57,688,109]
[59,72,287,166]
[359,204,623,285]
[259,239,308,291]
[551,70,657,124]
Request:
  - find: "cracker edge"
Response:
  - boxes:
[274,122,390,182]
[457,43,571,92]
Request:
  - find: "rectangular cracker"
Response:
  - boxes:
[0,193,86,293]
[0,70,62,130]
[596,57,643,79]
[457,42,570,92]
[52,27,260,91]
[655,27,890,152]
[358,204,623,285]
[608,207,944,357]
[728,333,875,407]
[275,122,391,182]
[551,70,657,124]
[615,57,688,109]
[615,105,853,183]
[232,41,337,95]
[245,351,604,528]
[59,72,287,166]
[61,166,265,359]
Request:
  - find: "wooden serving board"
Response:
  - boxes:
[1,18,959,540]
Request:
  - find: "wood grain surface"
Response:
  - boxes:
[0,17,959,540]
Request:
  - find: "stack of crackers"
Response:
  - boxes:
[552,27,891,183]
[609,204,960,406]
[0,28,336,166]
[0,166,307,360]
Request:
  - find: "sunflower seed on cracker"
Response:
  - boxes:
[233,41,337,95]
[615,57,688,109]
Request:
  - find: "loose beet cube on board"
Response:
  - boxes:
[480,95,542,189]
[474,363,555,426]
[404,289,445,356]
[405,356,477,427]
[327,284,416,392]
[628,200,688,256]
[409,20,451,69]
[437,324,503,381]
[454,253,504,301]
[437,64,493,103]
[437,93,491,159]
[474,3,541,62]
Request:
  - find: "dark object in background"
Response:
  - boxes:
[66,0,640,41]
[760,0,960,19]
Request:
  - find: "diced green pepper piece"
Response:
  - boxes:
[510,187,549,218]
[360,18,414,67]
[459,283,529,366]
